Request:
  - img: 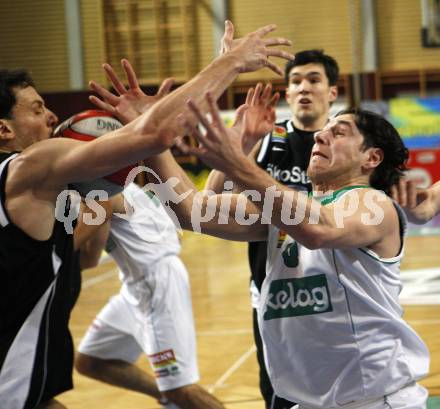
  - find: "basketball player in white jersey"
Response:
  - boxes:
[75,183,224,409]
[202,49,340,409]
[140,97,430,408]
[87,51,430,407]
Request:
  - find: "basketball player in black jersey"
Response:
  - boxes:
[0,23,293,409]
[206,49,340,409]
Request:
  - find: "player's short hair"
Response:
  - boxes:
[336,108,408,195]
[0,70,34,119]
[285,49,339,86]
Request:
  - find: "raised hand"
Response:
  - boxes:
[174,99,246,157]
[224,21,294,76]
[177,92,250,174]
[391,179,436,224]
[237,83,279,153]
[89,59,174,124]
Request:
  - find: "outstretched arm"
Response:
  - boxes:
[11,22,294,193]
[391,179,440,224]
[145,150,267,241]
[5,22,292,240]
[88,22,291,127]
[179,93,400,257]
[204,22,281,193]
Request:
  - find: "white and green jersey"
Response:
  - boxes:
[106,183,181,307]
[259,186,429,408]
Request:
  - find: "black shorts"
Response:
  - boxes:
[24,316,75,408]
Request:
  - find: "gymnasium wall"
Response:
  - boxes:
[376,0,440,71]
[0,0,70,92]
[80,0,106,89]
[1,1,439,94]
[229,0,357,82]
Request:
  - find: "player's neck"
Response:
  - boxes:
[312,173,370,194]
[0,141,23,153]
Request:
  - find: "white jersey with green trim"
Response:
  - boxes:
[259,186,429,408]
[107,183,181,306]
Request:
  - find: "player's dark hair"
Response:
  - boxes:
[285,49,339,86]
[336,108,408,195]
[0,70,34,119]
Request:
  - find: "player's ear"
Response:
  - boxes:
[329,85,337,103]
[285,87,292,105]
[363,147,383,171]
[0,120,14,141]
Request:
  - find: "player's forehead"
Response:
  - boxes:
[325,114,357,131]
[288,63,326,79]
[14,86,44,105]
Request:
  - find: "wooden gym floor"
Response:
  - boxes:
[59,233,440,408]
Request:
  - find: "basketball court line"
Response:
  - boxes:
[82,267,118,289]
[400,267,440,305]
[79,261,440,398]
[83,264,440,305]
[208,345,257,394]
[80,265,259,399]
[198,329,252,336]
[407,319,440,325]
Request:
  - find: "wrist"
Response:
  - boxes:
[219,50,243,74]
[227,155,256,183]
[242,139,257,155]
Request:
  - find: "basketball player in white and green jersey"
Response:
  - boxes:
[145,102,430,409]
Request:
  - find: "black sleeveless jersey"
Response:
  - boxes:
[249,120,315,292]
[0,152,79,409]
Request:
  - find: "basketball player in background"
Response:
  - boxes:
[0,22,294,409]
[204,49,340,409]
[75,182,225,409]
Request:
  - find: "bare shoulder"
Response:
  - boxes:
[7,138,80,195]
[355,188,398,230]
[356,188,401,256]
[2,138,84,240]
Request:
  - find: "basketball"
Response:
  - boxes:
[54,110,135,196]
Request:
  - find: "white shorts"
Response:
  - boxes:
[78,256,199,391]
[292,382,427,409]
